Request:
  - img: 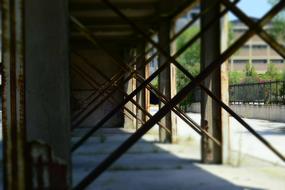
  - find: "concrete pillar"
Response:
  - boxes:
[124,48,136,129]
[158,19,177,143]
[200,0,222,163]
[145,58,151,112]
[136,43,147,129]
[25,0,70,163]
[221,14,231,164]
[2,0,71,188]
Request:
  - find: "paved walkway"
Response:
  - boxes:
[177,112,285,166]
[72,128,285,190]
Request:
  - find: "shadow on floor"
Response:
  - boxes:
[72,128,267,190]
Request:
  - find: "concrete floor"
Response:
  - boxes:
[177,112,285,166]
[72,128,285,190]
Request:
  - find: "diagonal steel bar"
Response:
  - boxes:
[72,51,172,134]
[71,62,124,123]
[71,0,234,152]
[221,0,285,59]
[73,4,285,189]
[69,1,235,144]
[74,50,209,138]
[101,0,285,161]
[75,0,239,144]
[72,0,235,151]
[72,62,161,130]
[70,1,215,125]
[73,52,174,135]
[74,51,219,142]
[71,17,228,147]
[72,65,146,126]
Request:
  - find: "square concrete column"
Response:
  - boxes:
[200,0,223,164]
[136,43,147,129]
[124,48,137,129]
[158,19,177,143]
[2,0,71,189]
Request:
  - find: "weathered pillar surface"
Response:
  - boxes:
[158,19,177,143]
[25,1,71,188]
[124,48,136,129]
[2,0,27,189]
[136,43,147,129]
[3,0,71,188]
[221,14,231,164]
[25,0,70,163]
[201,0,223,163]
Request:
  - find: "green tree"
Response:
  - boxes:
[244,62,257,77]
[176,26,200,90]
[229,71,244,84]
[176,26,200,108]
[243,62,259,83]
[268,0,285,43]
[265,63,279,79]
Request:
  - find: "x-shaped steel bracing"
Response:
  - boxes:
[71,0,285,189]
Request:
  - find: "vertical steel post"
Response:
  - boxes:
[2,0,27,189]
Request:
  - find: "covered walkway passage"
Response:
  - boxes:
[1,0,285,189]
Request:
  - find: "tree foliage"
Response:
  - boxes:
[176,26,200,108]
[229,71,244,84]
[176,26,200,90]
[268,0,285,43]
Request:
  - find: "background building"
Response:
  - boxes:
[229,18,285,73]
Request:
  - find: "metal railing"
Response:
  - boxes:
[230,80,285,105]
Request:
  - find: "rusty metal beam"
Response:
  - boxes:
[73,3,285,189]
[71,3,228,151]
[72,52,172,134]
[72,61,148,126]
[72,18,222,146]
[70,3,209,124]
[74,46,221,145]
[101,0,285,160]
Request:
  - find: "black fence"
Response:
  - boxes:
[230,80,285,105]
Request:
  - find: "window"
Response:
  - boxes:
[233,59,249,64]
[252,59,267,64]
[252,44,267,49]
[270,59,284,64]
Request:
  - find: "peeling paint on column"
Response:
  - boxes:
[2,0,26,189]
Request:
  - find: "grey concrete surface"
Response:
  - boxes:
[231,104,285,122]
[189,102,285,122]
[72,128,285,190]
[176,112,285,166]
[71,49,124,128]
[25,0,71,162]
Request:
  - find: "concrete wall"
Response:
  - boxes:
[189,103,285,122]
[25,0,71,162]
[71,49,124,128]
[231,104,285,122]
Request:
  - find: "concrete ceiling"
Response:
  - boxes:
[70,0,192,47]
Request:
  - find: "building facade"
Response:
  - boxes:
[229,18,285,73]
